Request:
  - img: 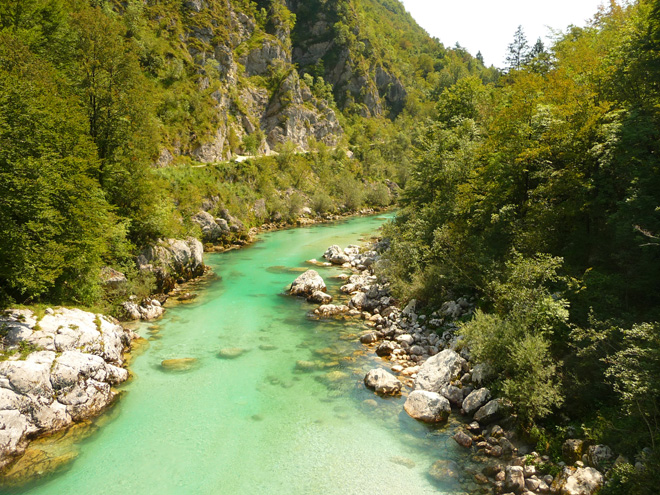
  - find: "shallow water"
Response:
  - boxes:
[6,215,467,494]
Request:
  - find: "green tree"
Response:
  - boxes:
[0,33,118,305]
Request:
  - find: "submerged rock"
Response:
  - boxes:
[428,459,460,483]
[1,448,78,485]
[217,348,249,359]
[453,430,473,448]
[160,358,198,371]
[364,369,402,395]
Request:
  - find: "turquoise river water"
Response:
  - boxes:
[5,214,466,495]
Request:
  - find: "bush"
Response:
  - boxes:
[365,183,392,207]
[311,191,334,215]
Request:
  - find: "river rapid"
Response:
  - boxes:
[6,214,465,495]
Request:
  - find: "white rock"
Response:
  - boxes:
[290,270,326,296]
[403,390,451,423]
[414,349,466,393]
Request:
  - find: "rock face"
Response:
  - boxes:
[0,308,132,469]
[414,349,466,395]
[364,369,401,395]
[289,270,326,296]
[156,2,343,164]
[122,299,165,321]
[192,211,229,242]
[403,390,451,423]
[137,237,205,292]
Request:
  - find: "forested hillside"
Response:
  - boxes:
[383,1,660,492]
[0,0,492,309]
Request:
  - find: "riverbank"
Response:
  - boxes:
[0,308,136,483]
[291,239,610,495]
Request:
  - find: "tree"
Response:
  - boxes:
[70,7,169,243]
[0,33,118,305]
[505,25,529,71]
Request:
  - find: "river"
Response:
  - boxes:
[6,214,465,494]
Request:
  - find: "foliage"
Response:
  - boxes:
[382,2,660,480]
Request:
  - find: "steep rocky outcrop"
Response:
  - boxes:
[161,0,343,164]
[0,308,133,469]
[137,238,205,292]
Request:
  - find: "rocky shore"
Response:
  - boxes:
[0,307,136,478]
[289,240,615,495]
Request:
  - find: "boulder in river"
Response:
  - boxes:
[404,390,451,423]
[364,369,402,395]
[289,270,326,297]
[323,245,350,265]
[414,349,466,394]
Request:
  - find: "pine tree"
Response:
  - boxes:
[505,25,529,71]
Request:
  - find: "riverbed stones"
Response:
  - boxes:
[505,465,525,493]
[414,349,467,394]
[375,340,397,357]
[359,332,379,344]
[323,245,350,265]
[453,430,473,448]
[364,369,402,395]
[161,358,198,371]
[289,270,326,296]
[404,390,451,423]
[217,348,249,359]
[313,304,349,317]
[462,387,491,415]
[428,459,460,483]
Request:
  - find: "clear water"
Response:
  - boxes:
[5,215,466,494]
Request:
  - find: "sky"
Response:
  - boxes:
[399,0,607,67]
